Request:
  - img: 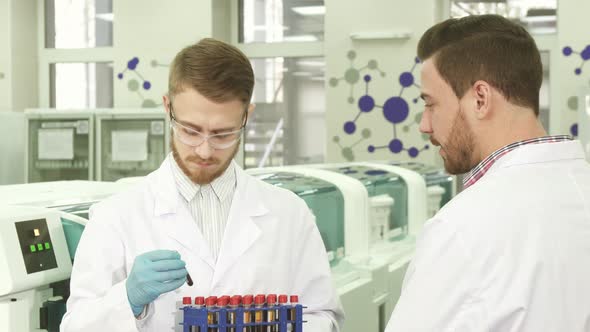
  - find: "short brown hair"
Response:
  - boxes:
[168,38,254,105]
[417,15,542,115]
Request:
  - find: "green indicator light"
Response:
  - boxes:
[30,245,36,253]
[45,242,51,250]
[37,243,44,251]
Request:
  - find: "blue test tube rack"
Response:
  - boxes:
[182,304,305,332]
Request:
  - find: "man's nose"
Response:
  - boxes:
[419,111,433,134]
[194,139,214,159]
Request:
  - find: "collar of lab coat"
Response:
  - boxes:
[483,140,585,176]
[148,156,269,270]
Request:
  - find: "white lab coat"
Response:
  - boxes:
[386,140,590,332]
[61,158,344,332]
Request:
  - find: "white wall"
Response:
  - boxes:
[0,0,11,109]
[325,0,437,164]
[113,0,216,108]
[10,0,38,111]
[325,0,589,165]
[0,0,38,111]
[554,0,590,137]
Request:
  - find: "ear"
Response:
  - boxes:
[163,95,171,115]
[247,103,256,116]
[472,80,492,120]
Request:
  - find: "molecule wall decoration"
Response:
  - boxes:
[330,52,429,161]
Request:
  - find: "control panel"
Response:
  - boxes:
[0,205,72,296]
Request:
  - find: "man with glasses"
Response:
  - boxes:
[61,38,344,332]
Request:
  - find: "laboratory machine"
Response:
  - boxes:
[301,162,429,324]
[387,161,456,217]
[0,180,130,331]
[0,180,129,219]
[95,108,169,181]
[25,109,94,183]
[579,87,590,162]
[246,167,378,332]
[0,205,79,332]
[0,110,26,184]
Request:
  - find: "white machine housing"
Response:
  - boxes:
[0,205,72,297]
[24,109,95,182]
[246,166,376,332]
[0,180,128,213]
[94,108,170,181]
[247,166,371,261]
[300,162,429,327]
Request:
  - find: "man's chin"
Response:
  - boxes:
[189,169,216,185]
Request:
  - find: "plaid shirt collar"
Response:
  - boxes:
[463,135,572,189]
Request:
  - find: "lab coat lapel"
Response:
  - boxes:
[150,157,216,269]
[211,165,268,286]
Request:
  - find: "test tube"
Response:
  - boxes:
[217,297,230,331]
[206,296,218,332]
[195,296,205,308]
[193,297,205,332]
[254,294,266,332]
[266,294,278,332]
[182,296,192,322]
[242,295,254,332]
[228,295,242,332]
[278,295,289,331]
[289,296,299,331]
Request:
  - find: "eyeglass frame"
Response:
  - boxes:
[168,101,249,150]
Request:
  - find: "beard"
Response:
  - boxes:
[171,138,239,185]
[438,107,477,175]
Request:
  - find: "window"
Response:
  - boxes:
[236,0,325,167]
[50,62,113,108]
[39,0,114,108]
[245,56,325,168]
[45,0,113,48]
[239,0,324,43]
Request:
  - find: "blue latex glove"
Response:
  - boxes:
[126,250,188,316]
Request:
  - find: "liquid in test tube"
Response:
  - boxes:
[228,295,242,332]
[242,295,254,332]
[206,296,218,332]
[254,295,266,332]
[289,296,299,331]
[266,294,278,332]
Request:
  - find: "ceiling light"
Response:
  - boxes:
[252,25,289,31]
[296,60,325,67]
[282,35,318,42]
[291,72,312,77]
[291,6,325,16]
[95,13,114,22]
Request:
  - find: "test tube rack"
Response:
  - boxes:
[182,304,305,332]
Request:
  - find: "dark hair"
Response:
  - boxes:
[169,38,254,105]
[417,14,542,115]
